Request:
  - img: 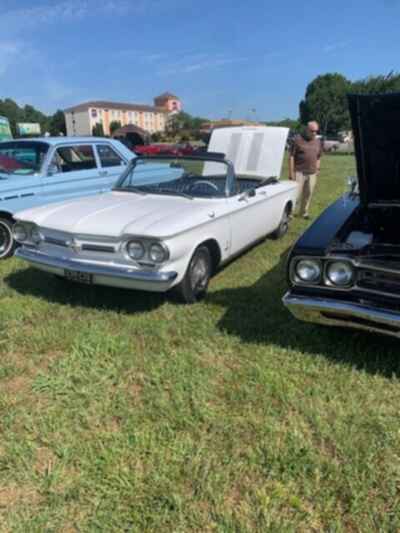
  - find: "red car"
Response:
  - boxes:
[133,143,195,157]
[0,153,28,172]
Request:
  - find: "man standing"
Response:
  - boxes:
[289,121,322,219]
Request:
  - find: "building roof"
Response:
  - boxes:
[154,92,179,100]
[64,100,168,114]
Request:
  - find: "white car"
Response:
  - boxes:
[13,127,298,303]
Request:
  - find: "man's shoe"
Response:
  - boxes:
[303,214,310,220]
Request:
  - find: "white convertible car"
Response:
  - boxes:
[13,127,298,302]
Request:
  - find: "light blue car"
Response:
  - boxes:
[0,136,135,259]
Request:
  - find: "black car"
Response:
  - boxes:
[283,92,400,338]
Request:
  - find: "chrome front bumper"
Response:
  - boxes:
[283,291,400,338]
[15,247,178,292]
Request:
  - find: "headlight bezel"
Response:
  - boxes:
[290,256,356,290]
[13,222,42,245]
[124,237,169,264]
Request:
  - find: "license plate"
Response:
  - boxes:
[64,269,93,285]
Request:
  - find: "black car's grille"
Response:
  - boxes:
[358,268,400,296]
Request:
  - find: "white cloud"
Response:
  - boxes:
[323,41,350,54]
[1,0,159,34]
[159,53,248,76]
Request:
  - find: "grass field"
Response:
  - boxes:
[1,154,400,532]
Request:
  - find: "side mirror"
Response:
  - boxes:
[238,189,256,202]
[47,164,59,176]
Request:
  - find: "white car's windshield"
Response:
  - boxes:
[114,157,229,199]
[0,142,49,176]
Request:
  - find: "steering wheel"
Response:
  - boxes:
[187,180,219,195]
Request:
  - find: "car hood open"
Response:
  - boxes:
[15,191,221,238]
[348,92,400,207]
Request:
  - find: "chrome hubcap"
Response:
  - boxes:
[190,255,209,293]
[0,223,11,254]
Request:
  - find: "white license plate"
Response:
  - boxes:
[64,269,93,285]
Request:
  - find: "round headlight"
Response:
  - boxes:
[13,223,28,243]
[295,259,321,283]
[326,261,354,286]
[31,226,42,244]
[126,240,145,260]
[149,243,168,263]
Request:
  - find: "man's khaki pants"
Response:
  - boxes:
[295,171,317,217]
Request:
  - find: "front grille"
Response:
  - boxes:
[44,236,69,247]
[358,268,400,296]
[81,244,115,253]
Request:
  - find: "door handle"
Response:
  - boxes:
[99,170,108,177]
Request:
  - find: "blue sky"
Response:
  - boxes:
[0,0,399,120]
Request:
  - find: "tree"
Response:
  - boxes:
[351,72,400,94]
[48,110,66,136]
[299,73,351,135]
[92,123,105,136]
[109,120,121,135]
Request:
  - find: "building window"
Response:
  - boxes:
[91,109,97,118]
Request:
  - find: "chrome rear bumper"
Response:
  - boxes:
[283,292,400,338]
[15,247,178,292]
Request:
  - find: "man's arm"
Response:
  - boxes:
[289,155,295,180]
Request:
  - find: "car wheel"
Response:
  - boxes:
[0,218,16,259]
[173,245,212,303]
[270,205,290,240]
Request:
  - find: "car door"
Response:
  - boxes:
[226,182,282,256]
[41,143,105,202]
[95,143,127,189]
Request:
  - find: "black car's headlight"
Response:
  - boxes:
[293,258,322,284]
[325,261,354,287]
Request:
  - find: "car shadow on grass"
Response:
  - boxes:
[209,247,400,378]
[6,267,166,314]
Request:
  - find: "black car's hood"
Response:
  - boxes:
[348,92,400,207]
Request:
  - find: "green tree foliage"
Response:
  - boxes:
[351,72,400,94]
[109,120,122,135]
[48,110,66,136]
[92,123,105,136]
[166,112,207,140]
[266,118,301,132]
[299,73,351,135]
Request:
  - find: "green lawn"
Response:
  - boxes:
[1,154,400,532]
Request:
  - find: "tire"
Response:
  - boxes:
[270,205,290,240]
[0,217,16,260]
[173,245,212,303]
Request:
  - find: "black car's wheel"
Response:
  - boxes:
[0,218,16,259]
[173,245,212,303]
[270,205,290,240]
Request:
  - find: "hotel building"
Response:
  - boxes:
[64,93,182,137]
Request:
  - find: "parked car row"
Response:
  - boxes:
[3,93,400,340]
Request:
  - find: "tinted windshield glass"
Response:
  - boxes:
[0,142,49,175]
[115,157,228,198]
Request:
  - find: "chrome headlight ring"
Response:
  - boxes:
[124,238,169,264]
[291,258,322,285]
[325,260,354,287]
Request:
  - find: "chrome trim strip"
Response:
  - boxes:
[283,292,400,337]
[15,247,177,283]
